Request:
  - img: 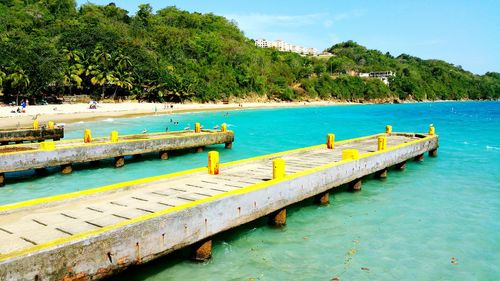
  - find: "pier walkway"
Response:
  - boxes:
[0,129,438,280]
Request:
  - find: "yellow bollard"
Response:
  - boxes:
[385,125,392,135]
[377,135,387,151]
[429,125,435,135]
[40,141,55,151]
[272,158,286,180]
[33,120,39,130]
[326,133,335,149]
[221,123,227,132]
[47,121,55,130]
[110,131,119,143]
[208,151,219,175]
[195,122,201,133]
[342,149,359,160]
[84,129,92,143]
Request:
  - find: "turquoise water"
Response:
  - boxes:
[1,102,499,280]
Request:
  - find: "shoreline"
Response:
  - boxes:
[0,101,352,127]
[0,99,493,127]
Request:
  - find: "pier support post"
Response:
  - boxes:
[115,156,125,168]
[0,173,4,187]
[270,209,287,226]
[192,239,212,261]
[224,142,232,149]
[386,125,392,135]
[84,129,92,143]
[429,149,438,157]
[273,158,286,179]
[159,151,169,160]
[208,151,219,175]
[314,192,330,205]
[375,168,388,179]
[415,154,424,162]
[396,161,407,170]
[378,135,387,151]
[327,133,335,149]
[349,179,362,191]
[61,164,72,174]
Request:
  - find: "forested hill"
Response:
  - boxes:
[0,1,498,104]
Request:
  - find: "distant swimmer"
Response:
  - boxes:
[165,127,169,132]
[170,119,173,123]
[141,128,148,134]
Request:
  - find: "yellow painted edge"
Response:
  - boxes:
[0,130,233,156]
[0,134,436,261]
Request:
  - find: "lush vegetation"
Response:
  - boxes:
[0,1,498,104]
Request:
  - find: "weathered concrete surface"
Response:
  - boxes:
[0,133,437,280]
[0,130,234,174]
[0,127,64,144]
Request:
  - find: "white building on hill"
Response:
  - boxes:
[358,71,395,85]
[255,38,317,55]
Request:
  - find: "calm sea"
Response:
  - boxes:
[1,101,499,280]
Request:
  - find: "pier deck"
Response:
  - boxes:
[0,131,438,280]
[0,129,234,185]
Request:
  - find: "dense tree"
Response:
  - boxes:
[0,1,498,104]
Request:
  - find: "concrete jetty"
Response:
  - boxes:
[0,121,64,145]
[0,127,438,280]
[0,124,234,186]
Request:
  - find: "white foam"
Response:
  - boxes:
[486,145,500,150]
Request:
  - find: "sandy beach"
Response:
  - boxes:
[0,101,351,127]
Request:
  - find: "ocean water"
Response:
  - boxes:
[1,101,499,280]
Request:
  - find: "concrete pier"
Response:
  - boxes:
[0,129,234,183]
[0,131,438,280]
[0,125,64,144]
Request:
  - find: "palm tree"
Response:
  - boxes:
[62,49,85,95]
[111,71,134,100]
[111,52,133,100]
[7,67,30,105]
[87,47,114,99]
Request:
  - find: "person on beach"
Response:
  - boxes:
[21,100,26,113]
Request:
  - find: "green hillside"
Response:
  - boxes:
[0,1,498,104]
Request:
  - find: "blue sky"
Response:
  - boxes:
[76,0,500,74]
